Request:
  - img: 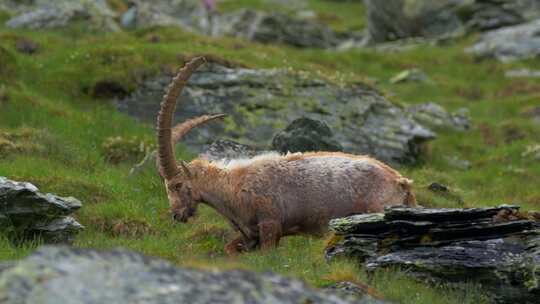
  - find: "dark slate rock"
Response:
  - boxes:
[325,205,540,303]
[0,177,83,244]
[0,246,361,304]
[117,62,435,164]
[272,118,343,153]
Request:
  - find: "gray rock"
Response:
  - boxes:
[117,62,435,164]
[325,205,540,303]
[466,18,540,62]
[0,176,83,244]
[505,69,540,78]
[406,102,470,131]
[272,118,343,153]
[200,139,269,161]
[218,9,341,49]
[0,246,360,304]
[323,282,391,304]
[458,0,540,31]
[4,0,118,31]
[364,0,466,44]
[120,0,209,33]
[364,0,540,44]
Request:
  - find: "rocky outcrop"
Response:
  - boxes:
[406,103,470,131]
[325,205,540,304]
[117,62,435,164]
[364,0,540,44]
[0,246,366,304]
[465,18,540,62]
[0,177,83,244]
[4,0,118,31]
[119,0,209,34]
[272,118,343,153]
[217,9,342,49]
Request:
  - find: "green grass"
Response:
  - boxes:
[1,1,539,303]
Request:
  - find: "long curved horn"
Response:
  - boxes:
[171,114,226,144]
[157,57,206,180]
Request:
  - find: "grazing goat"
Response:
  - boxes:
[157,57,417,253]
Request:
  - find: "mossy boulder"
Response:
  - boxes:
[0,246,368,304]
[118,62,435,164]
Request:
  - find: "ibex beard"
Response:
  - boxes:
[157,57,416,254]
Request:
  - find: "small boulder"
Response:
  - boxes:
[272,118,343,153]
[0,176,83,244]
[407,102,470,131]
[466,18,540,62]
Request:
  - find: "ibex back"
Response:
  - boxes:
[157,57,416,254]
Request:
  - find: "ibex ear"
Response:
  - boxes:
[180,161,193,179]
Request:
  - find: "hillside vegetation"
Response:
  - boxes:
[1,1,539,303]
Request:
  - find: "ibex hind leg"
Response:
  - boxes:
[258,220,282,251]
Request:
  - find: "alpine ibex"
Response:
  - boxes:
[157,57,416,253]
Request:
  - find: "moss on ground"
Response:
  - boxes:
[1,1,539,303]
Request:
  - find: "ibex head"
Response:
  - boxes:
[156,57,225,222]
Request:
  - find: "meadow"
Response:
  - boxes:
[1,1,539,303]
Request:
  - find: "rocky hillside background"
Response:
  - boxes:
[1,0,540,303]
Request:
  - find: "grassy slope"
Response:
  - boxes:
[1,1,539,303]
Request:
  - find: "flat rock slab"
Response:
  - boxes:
[0,246,374,304]
[325,205,540,303]
[0,176,83,244]
[118,62,435,164]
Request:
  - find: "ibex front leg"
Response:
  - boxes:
[258,220,282,251]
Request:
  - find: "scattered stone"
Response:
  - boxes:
[14,37,40,55]
[0,246,360,304]
[323,282,390,304]
[406,103,470,131]
[5,0,119,32]
[458,0,540,31]
[444,155,471,170]
[505,69,540,78]
[218,9,342,49]
[272,118,343,153]
[427,182,464,204]
[364,0,465,44]
[522,144,540,161]
[389,69,430,84]
[0,176,83,244]
[200,139,268,161]
[118,62,435,164]
[325,205,540,303]
[466,19,540,62]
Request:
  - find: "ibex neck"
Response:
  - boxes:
[191,161,244,225]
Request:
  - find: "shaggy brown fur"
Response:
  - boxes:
[157,57,416,253]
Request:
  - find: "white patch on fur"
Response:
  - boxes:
[212,152,285,170]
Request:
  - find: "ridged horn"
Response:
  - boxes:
[156,57,206,180]
[171,114,227,144]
